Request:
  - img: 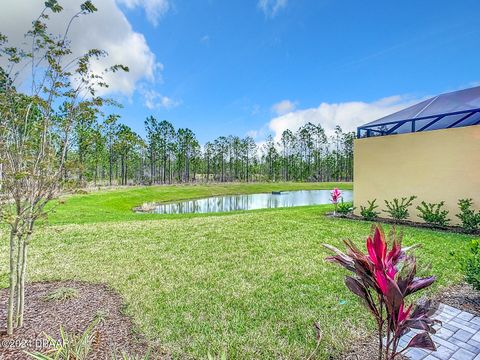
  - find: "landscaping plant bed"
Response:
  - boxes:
[339,337,408,360]
[434,283,480,316]
[328,213,480,236]
[0,281,162,359]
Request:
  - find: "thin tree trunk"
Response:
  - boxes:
[206,158,210,182]
[163,155,167,184]
[109,149,113,186]
[16,237,28,327]
[14,235,23,326]
[7,228,17,335]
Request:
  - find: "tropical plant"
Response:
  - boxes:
[324,225,438,360]
[465,239,480,290]
[456,199,480,233]
[336,199,355,217]
[360,199,380,221]
[416,201,450,227]
[26,316,102,360]
[331,188,342,215]
[384,196,417,221]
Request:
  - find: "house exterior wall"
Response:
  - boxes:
[353,125,480,225]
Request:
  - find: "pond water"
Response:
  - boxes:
[137,189,353,215]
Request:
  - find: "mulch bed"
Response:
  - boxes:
[434,283,480,316]
[0,281,166,360]
[327,213,480,236]
[338,336,407,360]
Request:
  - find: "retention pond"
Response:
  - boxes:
[135,189,353,215]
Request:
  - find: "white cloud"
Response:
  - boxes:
[258,0,288,17]
[200,35,210,44]
[0,0,165,97]
[142,89,180,110]
[271,99,296,115]
[264,96,419,142]
[246,130,260,138]
[117,0,170,26]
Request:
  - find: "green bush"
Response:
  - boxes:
[336,199,355,217]
[416,201,450,227]
[456,199,480,233]
[383,196,417,221]
[465,239,480,291]
[359,199,379,221]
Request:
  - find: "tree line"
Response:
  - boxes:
[66,115,355,186]
[0,0,354,337]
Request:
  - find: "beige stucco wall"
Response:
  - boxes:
[353,125,480,225]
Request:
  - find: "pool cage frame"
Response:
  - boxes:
[357,107,480,138]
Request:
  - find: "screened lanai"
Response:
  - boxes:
[354,85,480,225]
[357,86,480,138]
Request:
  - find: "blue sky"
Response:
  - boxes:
[3,0,480,143]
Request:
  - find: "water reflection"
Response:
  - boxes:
[139,190,353,215]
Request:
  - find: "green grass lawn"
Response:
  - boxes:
[46,182,353,224]
[0,182,474,359]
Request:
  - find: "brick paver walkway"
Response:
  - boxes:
[401,303,480,360]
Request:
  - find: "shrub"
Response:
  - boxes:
[465,239,480,290]
[384,196,417,221]
[360,199,379,221]
[324,225,438,360]
[43,287,79,302]
[416,201,450,227]
[336,199,355,217]
[456,199,480,233]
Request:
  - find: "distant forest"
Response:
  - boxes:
[69,115,355,186]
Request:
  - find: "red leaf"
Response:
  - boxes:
[366,236,378,266]
[385,277,403,314]
[373,226,387,264]
[407,276,436,296]
[345,276,379,317]
[375,269,388,295]
[397,303,413,323]
[345,276,366,298]
[406,332,436,351]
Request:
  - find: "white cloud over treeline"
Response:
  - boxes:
[0,0,171,98]
[255,96,419,142]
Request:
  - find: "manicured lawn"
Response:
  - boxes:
[46,182,353,224]
[0,182,473,359]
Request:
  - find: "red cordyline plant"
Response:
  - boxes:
[324,225,439,360]
[331,188,342,215]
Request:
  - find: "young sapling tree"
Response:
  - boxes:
[0,0,127,334]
